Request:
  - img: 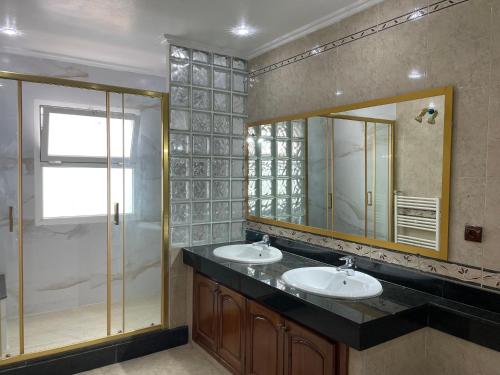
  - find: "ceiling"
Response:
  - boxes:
[0,0,379,76]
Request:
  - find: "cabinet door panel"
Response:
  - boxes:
[246,300,284,375]
[193,273,218,352]
[284,320,334,375]
[218,285,246,374]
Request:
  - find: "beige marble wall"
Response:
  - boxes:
[349,327,500,375]
[349,329,426,375]
[168,247,190,328]
[395,96,444,198]
[248,0,500,275]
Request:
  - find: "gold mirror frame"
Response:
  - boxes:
[245,86,453,260]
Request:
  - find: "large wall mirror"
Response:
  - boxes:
[246,87,453,260]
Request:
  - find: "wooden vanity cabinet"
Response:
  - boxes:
[193,273,246,374]
[283,320,335,375]
[246,300,284,375]
[193,272,348,375]
[193,273,219,352]
[218,285,246,374]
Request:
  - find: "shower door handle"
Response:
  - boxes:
[8,206,14,232]
[328,193,333,209]
[367,191,373,206]
[113,203,120,225]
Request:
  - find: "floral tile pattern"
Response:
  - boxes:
[482,271,500,290]
[245,221,499,290]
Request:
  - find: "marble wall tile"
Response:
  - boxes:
[335,5,379,37]
[426,0,491,90]
[448,177,485,267]
[483,177,500,271]
[452,87,490,178]
[426,327,500,375]
[247,0,500,286]
[348,328,427,375]
[377,0,428,21]
[491,2,500,85]
[169,273,188,328]
[375,19,430,98]
[487,86,500,177]
[334,37,379,107]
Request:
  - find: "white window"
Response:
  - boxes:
[38,105,137,224]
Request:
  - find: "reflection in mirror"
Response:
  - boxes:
[246,88,451,259]
[246,120,307,225]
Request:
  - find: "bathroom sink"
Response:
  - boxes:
[213,244,283,264]
[281,267,383,299]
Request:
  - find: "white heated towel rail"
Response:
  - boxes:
[394,195,440,250]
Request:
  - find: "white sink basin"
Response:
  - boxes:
[281,267,383,299]
[213,244,283,264]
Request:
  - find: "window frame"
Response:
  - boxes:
[35,103,139,225]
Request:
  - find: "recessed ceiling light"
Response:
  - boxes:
[0,83,4,87]
[0,27,22,37]
[408,69,424,79]
[231,23,256,37]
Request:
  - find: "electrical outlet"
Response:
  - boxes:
[464,225,482,243]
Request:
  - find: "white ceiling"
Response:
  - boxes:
[0,0,380,76]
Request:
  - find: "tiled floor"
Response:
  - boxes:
[77,344,231,375]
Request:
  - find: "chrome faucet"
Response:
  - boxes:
[252,234,270,247]
[336,255,355,276]
[252,235,270,257]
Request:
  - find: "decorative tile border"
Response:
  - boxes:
[483,270,500,290]
[249,0,471,78]
[245,221,499,290]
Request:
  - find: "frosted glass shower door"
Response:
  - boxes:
[0,79,20,358]
[333,119,366,236]
[108,93,162,334]
[307,117,331,230]
[122,94,162,332]
[366,123,375,238]
[374,124,391,240]
[22,83,108,353]
[366,122,391,240]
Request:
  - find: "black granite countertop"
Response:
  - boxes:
[183,236,500,351]
[0,274,6,301]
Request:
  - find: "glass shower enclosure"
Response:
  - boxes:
[332,115,393,241]
[0,72,168,362]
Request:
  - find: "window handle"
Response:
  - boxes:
[8,206,14,233]
[114,203,119,225]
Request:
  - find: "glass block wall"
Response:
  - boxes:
[247,120,307,225]
[169,45,247,247]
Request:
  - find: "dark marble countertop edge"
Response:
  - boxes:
[182,244,500,352]
[0,274,6,301]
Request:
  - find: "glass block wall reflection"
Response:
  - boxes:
[169,45,247,247]
[247,120,307,225]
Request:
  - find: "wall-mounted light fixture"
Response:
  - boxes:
[415,107,438,124]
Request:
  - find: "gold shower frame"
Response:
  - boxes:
[246,86,453,261]
[0,71,170,365]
